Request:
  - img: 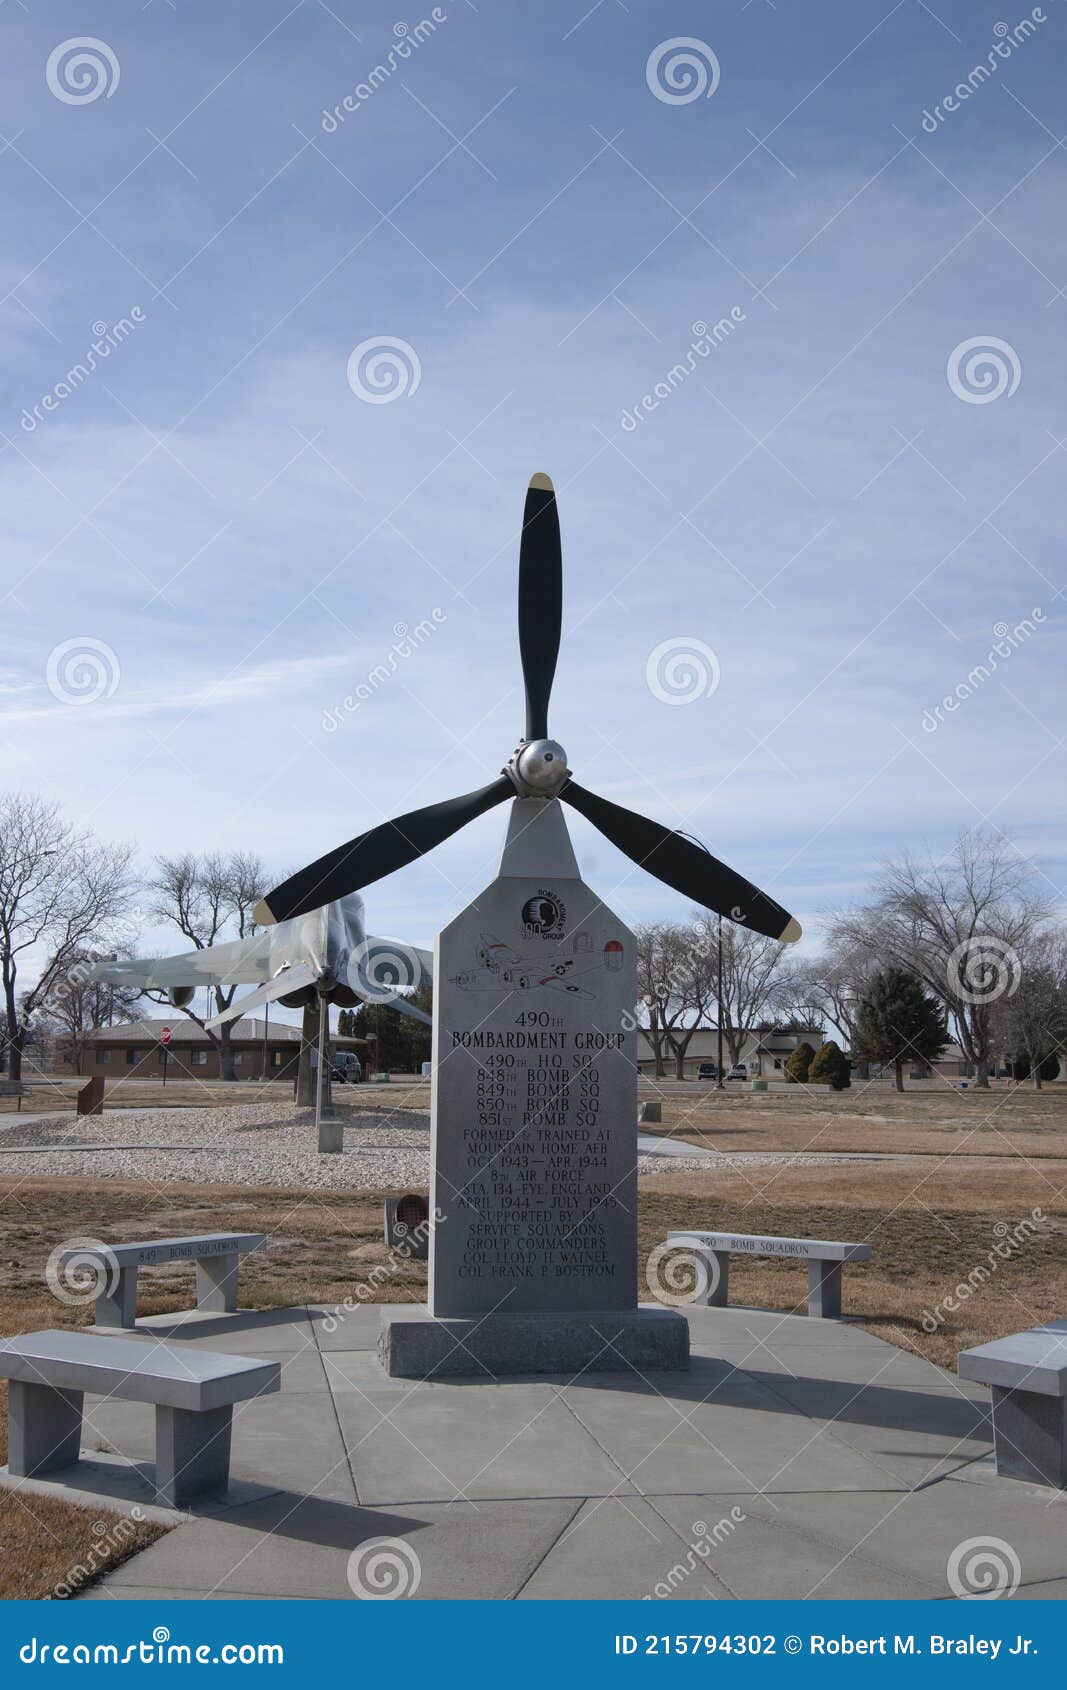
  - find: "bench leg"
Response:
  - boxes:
[990,1386,1067,1488]
[155,1404,234,1508]
[96,1266,138,1329]
[807,1260,842,1318]
[692,1248,730,1308]
[196,1253,239,1314]
[7,1380,83,1477]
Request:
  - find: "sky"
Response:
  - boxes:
[2,0,1065,993]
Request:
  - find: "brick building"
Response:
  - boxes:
[64,1017,364,1082]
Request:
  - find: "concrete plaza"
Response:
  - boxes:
[19,1302,1065,1601]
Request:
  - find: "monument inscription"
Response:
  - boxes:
[429,803,637,1318]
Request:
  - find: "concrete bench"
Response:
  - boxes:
[57,1233,266,1329]
[959,1321,1067,1488]
[0,1329,279,1508]
[667,1229,873,1319]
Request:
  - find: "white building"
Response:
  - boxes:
[636,1025,826,1077]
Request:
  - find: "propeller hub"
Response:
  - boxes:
[507,738,570,799]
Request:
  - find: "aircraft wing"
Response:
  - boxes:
[480,932,522,965]
[87,935,275,990]
[535,976,594,998]
[87,908,331,991]
[205,963,319,1029]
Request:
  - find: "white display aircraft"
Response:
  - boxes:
[89,893,432,1123]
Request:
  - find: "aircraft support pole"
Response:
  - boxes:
[316,994,342,1154]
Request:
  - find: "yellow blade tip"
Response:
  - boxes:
[779,916,802,944]
[528,472,554,492]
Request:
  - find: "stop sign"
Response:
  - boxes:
[161,1026,172,1047]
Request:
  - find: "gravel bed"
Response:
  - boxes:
[0,1102,890,1191]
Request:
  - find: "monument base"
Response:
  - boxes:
[378,1304,689,1379]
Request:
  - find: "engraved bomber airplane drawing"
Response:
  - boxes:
[450,931,625,998]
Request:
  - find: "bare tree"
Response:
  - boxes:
[0,793,136,1087]
[994,931,1067,1088]
[832,831,1048,1087]
[690,913,790,1069]
[780,939,876,1048]
[632,922,691,1079]
[147,851,266,1081]
[42,946,143,1075]
[663,931,717,1081]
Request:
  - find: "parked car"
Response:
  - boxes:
[726,1063,748,1081]
[697,1063,720,1081]
[330,1051,362,1084]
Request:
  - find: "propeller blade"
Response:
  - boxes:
[559,781,801,943]
[254,776,515,925]
[518,472,562,740]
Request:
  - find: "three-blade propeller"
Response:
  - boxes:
[254,475,800,944]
